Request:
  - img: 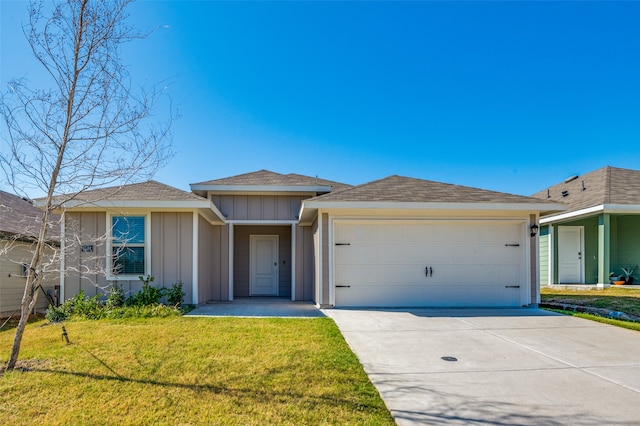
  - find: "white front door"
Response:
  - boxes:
[250,235,279,296]
[558,226,584,283]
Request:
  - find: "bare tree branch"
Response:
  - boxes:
[1,0,175,371]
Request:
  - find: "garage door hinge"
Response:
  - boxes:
[505,244,520,247]
[336,285,351,288]
[505,285,520,288]
[335,243,351,246]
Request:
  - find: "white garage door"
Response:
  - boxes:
[333,220,526,307]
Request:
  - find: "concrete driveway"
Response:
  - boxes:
[323,308,640,425]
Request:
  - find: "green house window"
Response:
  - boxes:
[112,216,145,275]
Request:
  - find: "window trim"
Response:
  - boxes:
[106,212,151,281]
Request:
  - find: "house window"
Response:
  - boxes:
[111,216,146,276]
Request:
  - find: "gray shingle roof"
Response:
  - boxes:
[311,175,555,204]
[531,166,640,215]
[0,190,60,242]
[51,180,207,204]
[192,170,351,192]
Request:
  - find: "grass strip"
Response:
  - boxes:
[544,308,640,332]
[541,287,640,317]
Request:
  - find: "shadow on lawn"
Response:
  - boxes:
[28,366,384,411]
[23,345,385,413]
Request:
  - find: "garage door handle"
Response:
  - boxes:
[425,267,433,277]
[505,285,520,288]
[336,285,351,288]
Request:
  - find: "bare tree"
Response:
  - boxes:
[0,0,174,371]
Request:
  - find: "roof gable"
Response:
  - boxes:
[190,170,351,194]
[312,175,553,204]
[43,180,225,224]
[51,180,207,204]
[532,166,640,216]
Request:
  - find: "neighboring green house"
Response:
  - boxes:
[532,166,640,287]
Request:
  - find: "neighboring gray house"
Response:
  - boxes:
[533,166,640,287]
[51,170,563,308]
[0,191,60,317]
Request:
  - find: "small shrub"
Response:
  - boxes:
[166,281,185,307]
[45,277,189,322]
[104,305,183,319]
[69,291,103,319]
[45,290,104,321]
[106,284,125,308]
[127,275,164,306]
[45,304,68,323]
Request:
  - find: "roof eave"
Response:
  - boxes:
[302,200,566,211]
[40,199,227,224]
[298,201,566,225]
[189,184,333,194]
[540,203,640,224]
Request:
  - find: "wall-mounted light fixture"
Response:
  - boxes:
[530,224,539,238]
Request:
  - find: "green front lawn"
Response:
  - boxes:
[541,287,640,317]
[0,317,393,425]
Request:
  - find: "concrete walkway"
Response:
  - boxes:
[323,308,640,425]
[186,297,325,318]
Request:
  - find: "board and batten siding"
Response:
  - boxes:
[64,211,108,298]
[611,215,640,275]
[209,194,305,221]
[0,240,58,317]
[197,216,229,302]
[539,225,550,286]
[233,225,291,297]
[320,213,330,306]
[64,211,197,303]
[150,212,193,303]
[294,225,315,301]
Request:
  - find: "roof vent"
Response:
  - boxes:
[582,180,586,191]
[547,189,550,199]
[561,190,569,197]
[564,175,579,183]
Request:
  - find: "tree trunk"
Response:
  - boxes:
[6,287,39,370]
[6,212,49,370]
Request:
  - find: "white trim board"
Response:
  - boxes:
[540,204,640,224]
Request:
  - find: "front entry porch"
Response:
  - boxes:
[186,297,325,318]
[232,224,293,298]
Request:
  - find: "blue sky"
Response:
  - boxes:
[2,1,640,198]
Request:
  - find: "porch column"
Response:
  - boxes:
[291,224,296,301]
[228,223,234,300]
[192,212,199,304]
[597,213,611,286]
[529,214,539,305]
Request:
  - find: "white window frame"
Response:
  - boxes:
[107,212,151,281]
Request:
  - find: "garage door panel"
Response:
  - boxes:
[336,264,426,285]
[334,221,525,308]
[336,284,521,308]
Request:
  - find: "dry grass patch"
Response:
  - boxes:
[0,317,393,425]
